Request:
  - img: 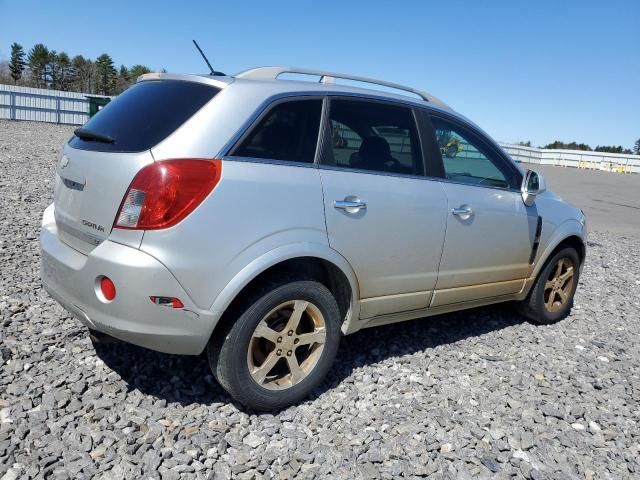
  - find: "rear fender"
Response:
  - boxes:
[207,243,361,337]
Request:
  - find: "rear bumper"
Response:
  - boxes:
[40,204,216,355]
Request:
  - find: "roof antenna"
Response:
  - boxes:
[192,40,225,76]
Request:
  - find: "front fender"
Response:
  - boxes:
[532,218,586,280]
[207,242,361,336]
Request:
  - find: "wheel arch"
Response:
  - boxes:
[554,235,586,264]
[206,244,361,346]
[532,219,586,281]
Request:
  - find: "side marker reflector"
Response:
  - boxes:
[149,296,184,309]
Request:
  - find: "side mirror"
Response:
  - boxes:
[521,170,546,206]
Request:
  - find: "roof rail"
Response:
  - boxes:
[235,66,450,109]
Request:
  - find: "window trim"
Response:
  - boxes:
[315,96,332,166]
[226,95,326,166]
[318,95,427,179]
[415,109,446,179]
[219,89,522,188]
[425,112,523,191]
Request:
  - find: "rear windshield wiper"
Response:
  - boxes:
[74,128,115,144]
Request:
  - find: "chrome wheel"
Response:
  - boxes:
[247,300,326,390]
[543,258,575,313]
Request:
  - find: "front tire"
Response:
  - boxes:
[519,247,580,324]
[207,280,341,411]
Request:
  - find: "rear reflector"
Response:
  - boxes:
[115,159,221,230]
[150,296,184,308]
[100,277,116,301]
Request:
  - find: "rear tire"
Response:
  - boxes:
[519,247,580,324]
[207,280,341,411]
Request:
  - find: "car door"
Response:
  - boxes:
[319,97,448,319]
[425,113,537,306]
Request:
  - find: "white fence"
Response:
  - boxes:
[0,84,110,125]
[500,143,639,174]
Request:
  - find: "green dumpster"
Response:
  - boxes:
[86,96,111,118]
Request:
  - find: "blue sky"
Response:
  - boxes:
[1,0,638,148]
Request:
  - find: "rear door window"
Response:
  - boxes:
[324,99,423,176]
[330,120,361,167]
[231,99,322,164]
[69,80,219,152]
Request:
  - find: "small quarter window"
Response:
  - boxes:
[431,116,515,189]
[325,99,422,175]
[232,99,322,164]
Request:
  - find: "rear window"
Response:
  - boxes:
[69,80,219,152]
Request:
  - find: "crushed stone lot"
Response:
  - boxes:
[1,119,639,479]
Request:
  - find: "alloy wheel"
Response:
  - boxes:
[247,300,326,390]
[543,258,575,313]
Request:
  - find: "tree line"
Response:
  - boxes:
[517,139,639,155]
[2,42,158,95]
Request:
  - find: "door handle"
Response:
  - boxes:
[451,206,474,217]
[334,198,367,213]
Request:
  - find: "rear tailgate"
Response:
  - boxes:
[53,79,220,254]
[54,147,153,254]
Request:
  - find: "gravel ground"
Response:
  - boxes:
[1,120,639,479]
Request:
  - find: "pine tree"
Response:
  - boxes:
[9,43,26,84]
[94,54,116,95]
[13,44,153,94]
[56,52,72,91]
[28,43,50,88]
[115,64,130,93]
[634,139,640,155]
[119,64,129,81]
[129,64,151,81]
[48,50,59,89]
[71,55,94,93]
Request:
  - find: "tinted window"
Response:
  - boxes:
[431,116,516,189]
[69,80,219,152]
[232,99,322,163]
[326,99,422,175]
[330,120,360,166]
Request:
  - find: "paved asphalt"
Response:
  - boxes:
[522,163,640,236]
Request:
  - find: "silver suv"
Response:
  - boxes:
[41,67,586,410]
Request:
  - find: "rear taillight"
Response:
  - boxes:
[114,159,221,230]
